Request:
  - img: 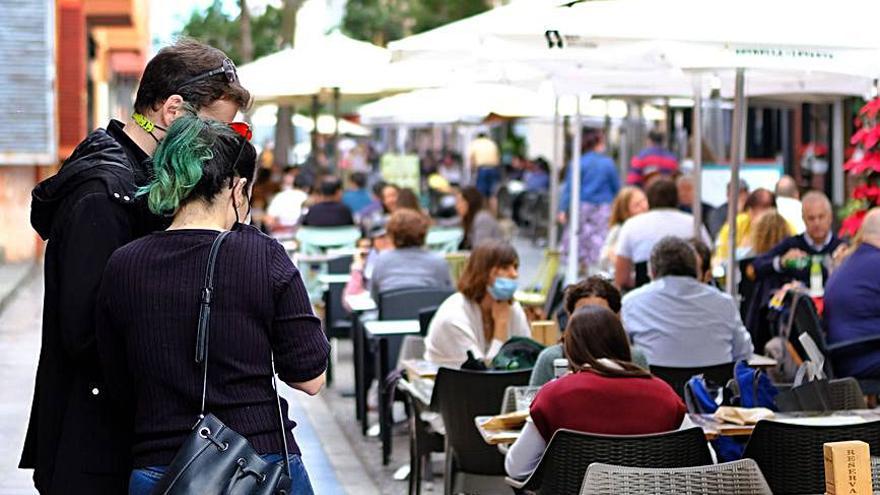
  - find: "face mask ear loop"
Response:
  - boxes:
[231,178,241,226]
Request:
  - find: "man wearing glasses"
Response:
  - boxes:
[23,40,251,494]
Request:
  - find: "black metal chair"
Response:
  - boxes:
[743,419,880,495]
[432,367,531,495]
[372,288,454,464]
[508,427,713,495]
[418,306,439,336]
[650,362,735,399]
[398,379,445,495]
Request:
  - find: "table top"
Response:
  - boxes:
[363,319,421,336]
[318,273,351,285]
[345,292,377,312]
[747,354,778,368]
[475,409,880,445]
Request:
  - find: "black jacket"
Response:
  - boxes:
[21,124,159,493]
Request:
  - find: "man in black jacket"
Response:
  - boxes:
[22,40,250,494]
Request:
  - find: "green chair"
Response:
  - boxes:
[295,226,361,256]
[426,227,464,254]
[514,249,560,308]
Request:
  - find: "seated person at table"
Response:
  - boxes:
[614,178,712,289]
[506,305,686,480]
[424,240,530,363]
[370,209,452,300]
[825,208,880,379]
[301,176,355,227]
[457,186,503,249]
[621,236,753,367]
[529,276,650,386]
[713,188,780,265]
[752,191,844,289]
[689,237,714,285]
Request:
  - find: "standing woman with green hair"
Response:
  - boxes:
[95,113,329,495]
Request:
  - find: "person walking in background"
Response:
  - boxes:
[468,132,501,198]
[558,128,620,276]
[96,114,329,495]
[301,176,355,227]
[24,40,250,494]
[775,175,806,234]
[457,185,502,249]
[597,186,648,277]
[627,130,678,187]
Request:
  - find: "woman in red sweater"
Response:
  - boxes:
[505,305,686,480]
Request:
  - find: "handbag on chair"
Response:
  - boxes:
[152,231,292,495]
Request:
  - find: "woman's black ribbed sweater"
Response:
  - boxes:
[96,224,329,467]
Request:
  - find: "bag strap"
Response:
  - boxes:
[194,230,292,480]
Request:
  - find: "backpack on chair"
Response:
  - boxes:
[491,337,545,370]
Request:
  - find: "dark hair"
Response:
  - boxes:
[563,305,651,378]
[646,178,679,209]
[380,183,400,213]
[688,238,712,278]
[564,276,621,315]
[372,180,388,197]
[319,176,342,197]
[458,240,518,301]
[582,128,604,152]
[387,209,429,248]
[134,39,251,114]
[294,172,313,191]
[459,186,485,246]
[648,130,665,146]
[397,188,422,212]
[533,157,550,173]
[138,112,256,215]
[650,236,698,279]
[744,188,776,211]
[350,171,367,189]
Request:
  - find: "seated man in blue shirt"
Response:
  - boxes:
[621,236,754,367]
[824,208,880,379]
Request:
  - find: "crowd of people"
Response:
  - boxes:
[18,33,880,495]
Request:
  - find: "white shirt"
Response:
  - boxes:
[776,197,806,234]
[267,188,308,228]
[424,292,531,363]
[616,209,712,263]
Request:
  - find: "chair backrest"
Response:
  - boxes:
[425,227,464,254]
[322,281,350,339]
[326,254,353,275]
[444,252,469,285]
[432,367,531,475]
[784,290,829,365]
[500,385,541,414]
[581,459,772,495]
[650,363,735,399]
[521,428,713,495]
[634,261,650,288]
[295,226,361,255]
[418,306,439,336]
[543,274,566,318]
[743,419,880,495]
[828,377,867,410]
[378,287,454,321]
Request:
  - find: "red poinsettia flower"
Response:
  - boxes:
[845,151,880,174]
[850,126,880,149]
[859,98,880,119]
[840,209,868,238]
[853,184,880,202]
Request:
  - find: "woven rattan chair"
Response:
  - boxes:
[500,386,541,414]
[743,419,880,495]
[506,427,713,495]
[580,459,772,495]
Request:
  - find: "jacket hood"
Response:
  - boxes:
[31,128,137,240]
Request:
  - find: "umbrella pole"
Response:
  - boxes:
[832,98,844,206]
[310,94,320,167]
[726,69,746,297]
[566,95,582,284]
[549,96,560,250]
[692,75,703,238]
[332,87,340,172]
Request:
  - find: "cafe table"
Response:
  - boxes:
[475,409,880,446]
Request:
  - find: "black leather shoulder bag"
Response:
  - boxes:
[152,230,292,495]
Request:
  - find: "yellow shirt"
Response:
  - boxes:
[714,213,752,265]
[468,137,500,168]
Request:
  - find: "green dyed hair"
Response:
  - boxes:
[138,113,226,215]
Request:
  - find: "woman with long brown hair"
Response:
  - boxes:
[456,185,502,249]
[505,305,685,480]
[597,186,648,275]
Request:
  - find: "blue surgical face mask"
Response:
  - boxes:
[488,276,518,301]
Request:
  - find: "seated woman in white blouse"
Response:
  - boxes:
[424,240,531,364]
